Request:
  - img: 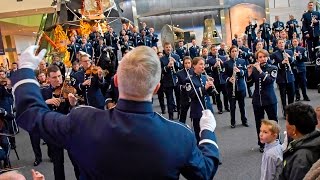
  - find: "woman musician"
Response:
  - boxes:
[247,49,278,152]
[186,57,215,143]
[222,46,249,128]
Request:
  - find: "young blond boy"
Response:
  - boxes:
[260,119,283,180]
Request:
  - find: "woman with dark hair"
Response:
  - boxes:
[187,57,215,143]
[280,102,320,180]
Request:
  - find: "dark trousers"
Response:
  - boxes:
[216,84,229,111]
[29,133,42,161]
[229,91,247,125]
[247,35,254,50]
[262,37,270,51]
[253,103,278,147]
[174,86,181,113]
[157,85,166,113]
[306,35,319,61]
[191,118,200,143]
[48,143,65,180]
[278,82,295,116]
[179,97,190,124]
[164,87,175,117]
[294,71,308,99]
[68,151,80,180]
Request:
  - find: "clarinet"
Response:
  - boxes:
[283,51,293,75]
[203,71,219,94]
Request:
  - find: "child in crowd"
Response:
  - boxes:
[260,119,283,180]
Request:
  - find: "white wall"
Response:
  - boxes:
[0,0,52,13]
[269,0,309,28]
[14,35,36,55]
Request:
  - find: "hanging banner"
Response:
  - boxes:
[0,28,4,55]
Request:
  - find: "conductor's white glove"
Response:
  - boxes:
[199,109,216,135]
[18,45,46,70]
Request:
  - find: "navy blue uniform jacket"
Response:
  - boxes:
[11,68,220,180]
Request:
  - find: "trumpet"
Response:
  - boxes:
[203,71,219,94]
[282,51,293,74]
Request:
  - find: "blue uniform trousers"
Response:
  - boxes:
[47,143,65,180]
[278,82,295,116]
[29,133,42,161]
[294,71,308,99]
[229,91,247,126]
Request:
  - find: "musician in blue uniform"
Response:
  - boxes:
[271,31,280,52]
[41,65,79,180]
[80,37,93,59]
[210,46,228,114]
[302,1,320,62]
[175,41,188,60]
[291,38,310,101]
[67,36,80,63]
[130,27,141,47]
[232,34,238,46]
[247,49,278,152]
[186,57,215,143]
[223,46,249,128]
[189,39,200,59]
[119,35,134,56]
[12,45,220,179]
[245,21,257,50]
[51,54,66,81]
[137,30,151,47]
[286,15,300,40]
[270,39,295,117]
[104,27,119,69]
[148,28,159,47]
[218,42,228,57]
[253,31,265,53]
[105,76,119,110]
[259,18,272,51]
[70,54,106,110]
[176,56,192,123]
[272,16,285,33]
[160,42,182,119]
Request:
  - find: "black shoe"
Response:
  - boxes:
[11,144,16,149]
[169,114,173,120]
[33,159,42,166]
[303,97,310,101]
[231,125,235,128]
[242,123,249,127]
[161,110,166,114]
[218,111,223,114]
[259,147,264,153]
[225,108,230,112]
[296,98,300,101]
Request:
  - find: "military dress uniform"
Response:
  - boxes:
[52,61,66,81]
[12,68,220,180]
[186,73,214,143]
[210,55,229,113]
[148,33,159,47]
[104,31,119,69]
[259,23,272,51]
[247,63,278,149]
[272,20,285,33]
[253,37,265,53]
[130,32,142,47]
[137,35,152,47]
[67,43,81,63]
[286,19,299,40]
[71,68,106,110]
[176,68,193,123]
[270,49,295,116]
[245,24,257,50]
[290,46,310,101]
[238,46,253,97]
[223,58,248,127]
[119,40,134,56]
[218,49,228,58]
[175,46,188,60]
[80,43,94,59]
[94,44,116,78]
[302,10,320,61]
[160,53,182,119]
[189,45,200,59]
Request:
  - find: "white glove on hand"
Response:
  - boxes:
[18,45,46,70]
[199,109,216,134]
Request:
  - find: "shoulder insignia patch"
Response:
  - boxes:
[271,69,277,78]
[186,83,192,92]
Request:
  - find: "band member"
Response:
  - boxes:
[80,37,94,59]
[160,42,182,119]
[51,54,66,81]
[286,15,300,40]
[245,20,257,50]
[291,38,310,101]
[259,18,272,51]
[253,31,265,53]
[41,65,80,180]
[175,41,188,60]
[105,76,119,110]
[104,27,119,69]
[140,22,150,35]
[210,45,229,113]
[148,28,159,47]
[270,39,295,117]
[218,42,228,57]
[176,56,192,123]
[119,35,134,56]
[189,39,200,59]
[186,57,214,143]
[232,34,238,46]
[71,54,106,109]
[67,36,81,63]
[94,38,116,78]
[130,26,142,47]
[272,16,285,33]
[247,49,278,152]
[302,1,320,62]
[223,46,249,128]
[156,51,166,114]
[271,31,280,52]
[280,30,292,49]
